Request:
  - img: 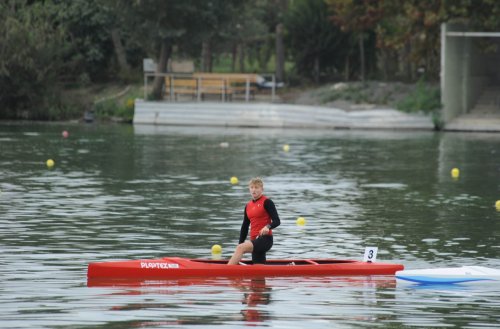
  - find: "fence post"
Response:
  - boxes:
[224,78,227,102]
[170,75,174,101]
[272,75,276,102]
[245,77,250,102]
[197,77,202,102]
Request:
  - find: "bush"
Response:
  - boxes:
[396,80,441,114]
[93,85,141,123]
[0,2,68,120]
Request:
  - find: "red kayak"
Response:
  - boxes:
[87,257,404,279]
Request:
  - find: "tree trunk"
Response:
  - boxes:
[152,38,172,100]
[344,56,350,81]
[314,55,320,84]
[238,43,245,72]
[201,40,212,72]
[359,33,365,83]
[275,23,285,82]
[403,41,412,82]
[231,43,237,72]
[110,28,131,79]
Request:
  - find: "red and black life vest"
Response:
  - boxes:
[246,195,272,240]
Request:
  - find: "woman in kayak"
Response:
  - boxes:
[228,177,281,265]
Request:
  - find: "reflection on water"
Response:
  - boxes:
[86,276,398,327]
[1,123,499,328]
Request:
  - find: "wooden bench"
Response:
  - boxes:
[165,73,258,101]
[194,73,258,99]
[197,77,232,101]
[164,77,197,100]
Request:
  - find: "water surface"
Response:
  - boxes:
[1,123,499,328]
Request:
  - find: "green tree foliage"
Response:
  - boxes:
[446,0,500,31]
[285,0,352,83]
[0,1,68,119]
[113,0,243,98]
[328,0,500,81]
[2,0,500,120]
[326,0,383,82]
[52,0,116,82]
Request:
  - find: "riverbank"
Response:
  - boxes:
[71,80,437,126]
[25,79,443,130]
[131,80,437,130]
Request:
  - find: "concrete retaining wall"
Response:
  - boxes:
[133,100,434,130]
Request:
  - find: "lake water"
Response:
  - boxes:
[1,122,499,328]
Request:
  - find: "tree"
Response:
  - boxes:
[0,1,68,119]
[326,0,383,82]
[52,0,117,82]
[285,0,351,83]
[114,0,243,99]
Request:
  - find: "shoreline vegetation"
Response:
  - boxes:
[5,0,486,127]
[52,79,441,127]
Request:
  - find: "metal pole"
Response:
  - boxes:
[170,75,174,101]
[272,74,276,102]
[245,77,250,102]
[197,77,201,102]
[440,23,446,115]
[144,74,147,100]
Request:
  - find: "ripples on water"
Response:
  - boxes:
[1,123,499,328]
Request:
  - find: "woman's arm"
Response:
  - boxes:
[264,199,281,229]
[239,206,250,243]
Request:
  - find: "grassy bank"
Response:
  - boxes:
[60,84,143,123]
[59,79,441,125]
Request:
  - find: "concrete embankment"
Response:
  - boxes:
[133,100,434,130]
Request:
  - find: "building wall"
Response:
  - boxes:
[441,23,500,123]
[442,23,466,122]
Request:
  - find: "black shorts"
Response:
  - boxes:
[251,235,273,264]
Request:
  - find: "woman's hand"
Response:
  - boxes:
[259,226,270,236]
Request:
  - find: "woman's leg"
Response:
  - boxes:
[228,240,254,265]
[251,235,273,264]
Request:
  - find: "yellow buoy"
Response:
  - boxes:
[495,200,500,209]
[46,159,55,168]
[451,167,460,178]
[230,176,239,185]
[211,244,222,254]
[296,217,306,226]
[283,144,290,152]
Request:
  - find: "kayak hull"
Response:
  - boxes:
[396,266,500,284]
[87,257,404,279]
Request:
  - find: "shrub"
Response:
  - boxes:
[396,80,441,114]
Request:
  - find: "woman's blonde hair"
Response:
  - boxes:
[248,177,264,187]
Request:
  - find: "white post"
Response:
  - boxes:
[245,77,250,102]
[197,77,201,102]
[222,78,225,102]
[272,74,276,102]
[440,23,446,114]
[170,75,174,101]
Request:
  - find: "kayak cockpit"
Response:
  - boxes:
[190,259,358,266]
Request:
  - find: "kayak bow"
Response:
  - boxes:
[87,257,404,279]
[396,266,500,284]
